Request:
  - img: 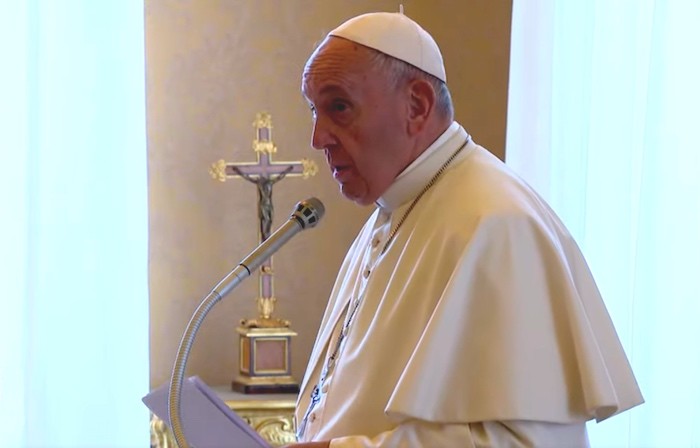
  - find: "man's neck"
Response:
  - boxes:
[410,117,453,162]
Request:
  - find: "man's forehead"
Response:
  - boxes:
[302,39,371,98]
[302,75,354,103]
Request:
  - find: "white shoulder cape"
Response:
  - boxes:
[298,134,643,440]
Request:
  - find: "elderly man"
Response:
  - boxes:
[289,12,643,448]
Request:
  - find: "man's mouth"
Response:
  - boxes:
[332,165,351,180]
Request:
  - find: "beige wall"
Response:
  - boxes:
[146,0,512,389]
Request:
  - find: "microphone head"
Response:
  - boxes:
[291,197,325,229]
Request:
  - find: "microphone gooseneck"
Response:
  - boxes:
[168,197,324,448]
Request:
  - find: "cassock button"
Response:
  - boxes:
[372,237,381,248]
[363,268,371,278]
[310,412,317,423]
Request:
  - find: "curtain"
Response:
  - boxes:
[0,1,149,446]
[507,0,700,447]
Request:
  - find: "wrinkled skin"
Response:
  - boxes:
[301,37,429,206]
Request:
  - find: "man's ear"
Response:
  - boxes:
[406,79,436,136]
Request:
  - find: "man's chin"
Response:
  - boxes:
[340,186,375,206]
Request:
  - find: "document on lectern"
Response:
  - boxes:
[142,376,272,448]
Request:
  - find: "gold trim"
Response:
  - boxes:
[255,416,296,447]
[240,316,292,329]
[239,337,250,374]
[237,327,298,337]
[253,112,275,154]
[253,112,273,129]
[301,158,319,179]
[253,140,276,154]
[209,159,227,182]
[232,374,297,387]
[219,158,313,178]
[257,296,276,320]
[232,374,296,384]
[226,398,296,411]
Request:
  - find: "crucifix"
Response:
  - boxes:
[210,112,318,329]
[211,112,317,394]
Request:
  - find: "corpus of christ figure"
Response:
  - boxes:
[230,164,294,242]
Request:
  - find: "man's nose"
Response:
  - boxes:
[311,118,335,150]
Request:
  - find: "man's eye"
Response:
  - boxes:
[331,102,349,113]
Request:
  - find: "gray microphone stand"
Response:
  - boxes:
[167,198,324,448]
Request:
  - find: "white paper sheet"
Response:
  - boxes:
[143,376,272,448]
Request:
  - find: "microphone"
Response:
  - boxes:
[168,197,324,448]
[211,197,325,298]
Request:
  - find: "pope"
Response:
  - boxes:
[288,11,643,448]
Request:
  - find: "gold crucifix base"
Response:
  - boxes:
[232,326,300,394]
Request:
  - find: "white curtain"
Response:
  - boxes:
[0,1,149,447]
[507,1,700,447]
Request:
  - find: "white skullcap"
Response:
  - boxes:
[328,12,447,83]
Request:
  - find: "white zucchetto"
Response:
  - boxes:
[328,12,447,83]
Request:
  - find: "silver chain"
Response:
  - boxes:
[320,290,362,384]
[326,138,470,375]
[298,138,469,440]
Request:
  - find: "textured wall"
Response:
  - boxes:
[146,0,512,389]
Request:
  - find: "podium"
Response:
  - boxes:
[150,387,297,447]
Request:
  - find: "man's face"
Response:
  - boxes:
[301,37,413,205]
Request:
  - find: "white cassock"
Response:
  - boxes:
[296,122,644,447]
